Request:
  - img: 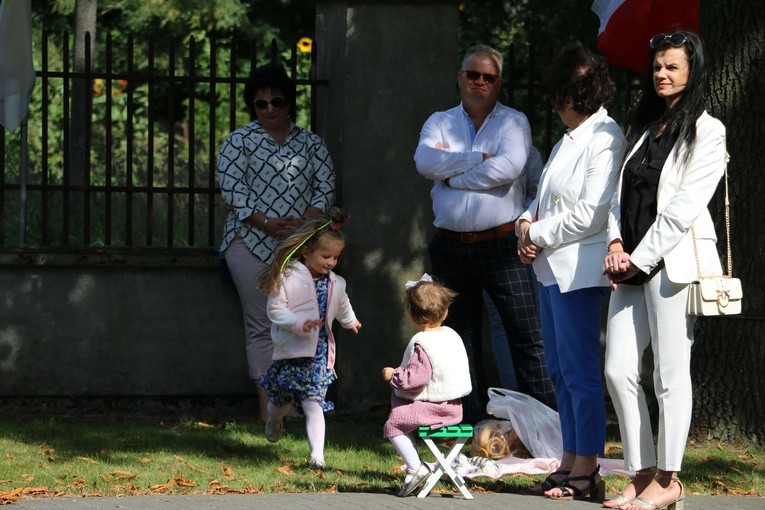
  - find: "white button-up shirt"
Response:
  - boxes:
[414,102,532,232]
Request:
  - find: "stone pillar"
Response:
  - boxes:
[315,0,461,409]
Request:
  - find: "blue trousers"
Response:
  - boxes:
[538,283,608,456]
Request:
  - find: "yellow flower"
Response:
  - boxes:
[297,37,312,53]
[93,78,105,97]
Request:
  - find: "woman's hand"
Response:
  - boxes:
[603,245,639,290]
[381,367,394,382]
[349,319,362,334]
[517,220,541,263]
[270,216,303,240]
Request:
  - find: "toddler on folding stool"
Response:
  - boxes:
[382,274,472,497]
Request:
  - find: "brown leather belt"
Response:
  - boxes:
[436,221,516,244]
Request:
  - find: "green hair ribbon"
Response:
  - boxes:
[278,219,333,273]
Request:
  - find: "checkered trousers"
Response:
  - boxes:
[428,231,557,422]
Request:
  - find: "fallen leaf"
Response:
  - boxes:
[22,487,49,495]
[150,480,174,494]
[195,421,214,429]
[77,457,98,464]
[276,465,294,476]
[139,457,152,464]
[174,476,196,488]
[109,471,137,480]
[21,474,34,481]
[222,466,233,477]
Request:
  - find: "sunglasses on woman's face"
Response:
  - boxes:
[461,70,500,84]
[254,97,286,110]
[649,32,688,50]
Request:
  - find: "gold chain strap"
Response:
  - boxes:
[691,152,732,279]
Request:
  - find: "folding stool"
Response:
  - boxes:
[416,423,474,499]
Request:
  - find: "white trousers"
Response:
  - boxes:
[604,268,695,472]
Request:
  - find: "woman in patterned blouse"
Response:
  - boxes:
[217,62,336,421]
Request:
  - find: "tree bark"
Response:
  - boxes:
[68,0,97,244]
[691,0,765,443]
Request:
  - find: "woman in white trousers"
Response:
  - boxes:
[603,30,726,510]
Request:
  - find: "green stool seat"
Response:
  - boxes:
[416,424,473,499]
[418,424,474,438]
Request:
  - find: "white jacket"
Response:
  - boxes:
[519,108,625,292]
[267,262,358,371]
[608,111,726,283]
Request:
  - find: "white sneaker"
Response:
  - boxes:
[397,463,431,497]
[308,456,326,469]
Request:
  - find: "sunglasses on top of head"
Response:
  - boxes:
[649,32,688,50]
[254,97,287,110]
[461,70,500,84]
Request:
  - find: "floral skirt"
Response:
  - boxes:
[259,338,336,412]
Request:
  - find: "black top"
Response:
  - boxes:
[619,129,675,285]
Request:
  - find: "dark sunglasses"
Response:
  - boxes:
[649,32,688,50]
[254,97,287,110]
[461,70,500,84]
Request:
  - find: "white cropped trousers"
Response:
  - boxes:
[604,268,695,472]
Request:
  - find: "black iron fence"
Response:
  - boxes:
[0,35,637,252]
[0,31,324,250]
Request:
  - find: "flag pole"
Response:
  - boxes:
[19,118,27,245]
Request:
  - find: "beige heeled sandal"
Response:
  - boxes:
[628,472,685,510]
[602,467,656,508]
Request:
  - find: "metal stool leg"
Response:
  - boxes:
[417,437,473,499]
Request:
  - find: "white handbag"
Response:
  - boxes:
[687,154,742,316]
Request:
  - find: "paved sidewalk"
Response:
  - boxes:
[10,492,764,510]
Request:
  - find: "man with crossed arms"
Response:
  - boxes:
[414,44,556,422]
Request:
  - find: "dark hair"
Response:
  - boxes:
[544,42,616,115]
[404,279,457,328]
[625,30,706,164]
[259,207,349,294]
[243,62,297,121]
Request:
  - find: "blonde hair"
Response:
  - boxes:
[404,279,457,328]
[258,207,349,294]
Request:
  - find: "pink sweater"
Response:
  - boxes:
[267,262,358,371]
[383,344,463,438]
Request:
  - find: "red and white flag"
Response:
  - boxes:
[0,0,36,131]
[592,0,699,75]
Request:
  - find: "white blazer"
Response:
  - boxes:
[520,107,625,292]
[607,111,726,283]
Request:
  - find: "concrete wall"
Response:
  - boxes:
[0,251,251,397]
[315,0,462,408]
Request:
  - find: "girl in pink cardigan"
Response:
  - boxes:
[382,275,471,497]
[259,208,361,469]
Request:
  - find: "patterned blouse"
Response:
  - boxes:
[217,120,335,262]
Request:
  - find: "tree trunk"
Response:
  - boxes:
[691,0,765,443]
[68,0,97,244]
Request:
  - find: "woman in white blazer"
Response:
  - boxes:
[602,31,725,510]
[517,42,625,501]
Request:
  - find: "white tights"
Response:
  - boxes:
[390,432,422,476]
[267,399,326,462]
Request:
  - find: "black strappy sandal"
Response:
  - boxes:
[548,465,605,502]
[532,470,571,493]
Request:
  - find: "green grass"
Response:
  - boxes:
[0,410,763,499]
